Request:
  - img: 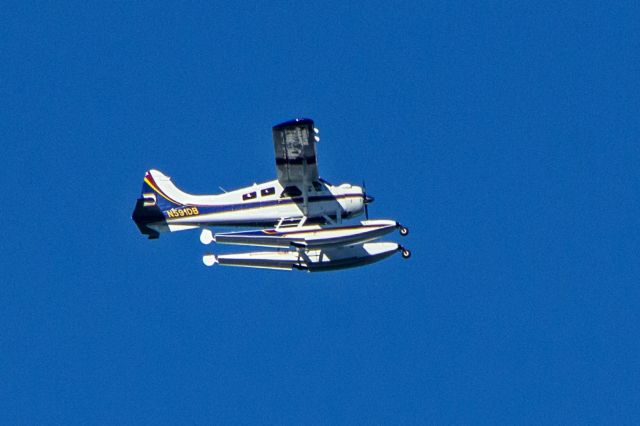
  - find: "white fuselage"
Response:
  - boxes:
[143,170,366,234]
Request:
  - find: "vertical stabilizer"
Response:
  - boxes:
[132,170,179,239]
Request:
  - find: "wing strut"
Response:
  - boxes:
[302,158,309,217]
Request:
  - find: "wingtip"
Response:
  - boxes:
[272,118,314,130]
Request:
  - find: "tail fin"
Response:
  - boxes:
[133,170,204,238]
[140,170,185,211]
[132,170,183,239]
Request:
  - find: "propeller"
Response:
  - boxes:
[362,180,375,220]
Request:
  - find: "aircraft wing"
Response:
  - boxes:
[272,118,319,186]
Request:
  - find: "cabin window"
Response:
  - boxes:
[242,191,257,201]
[261,187,275,197]
[280,186,302,198]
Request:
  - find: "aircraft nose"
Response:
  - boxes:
[364,195,375,204]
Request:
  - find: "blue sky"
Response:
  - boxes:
[2,1,639,424]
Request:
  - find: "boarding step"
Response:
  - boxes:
[275,216,307,230]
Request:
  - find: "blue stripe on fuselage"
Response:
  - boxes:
[164,193,361,218]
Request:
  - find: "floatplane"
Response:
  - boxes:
[132,118,410,272]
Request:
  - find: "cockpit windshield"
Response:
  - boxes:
[280,186,302,198]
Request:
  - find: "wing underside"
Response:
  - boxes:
[272,118,318,186]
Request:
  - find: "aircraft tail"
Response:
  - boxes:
[140,170,186,210]
[132,170,186,238]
